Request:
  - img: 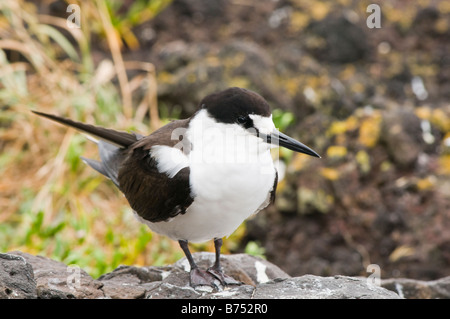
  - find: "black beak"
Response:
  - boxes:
[260,130,321,158]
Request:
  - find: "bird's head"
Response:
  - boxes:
[199,87,321,158]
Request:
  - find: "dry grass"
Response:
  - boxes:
[0,0,222,277]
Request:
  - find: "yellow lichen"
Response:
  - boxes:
[310,1,331,20]
[326,116,358,137]
[356,150,371,174]
[416,176,436,191]
[288,153,312,172]
[157,71,176,84]
[438,155,450,175]
[358,112,382,148]
[415,106,432,120]
[326,145,348,158]
[320,167,340,181]
[431,108,450,132]
[289,11,310,32]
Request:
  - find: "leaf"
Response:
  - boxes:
[42,221,66,238]
[244,241,266,259]
[66,135,85,173]
[272,109,295,131]
[36,24,80,61]
[356,150,371,174]
[389,245,415,262]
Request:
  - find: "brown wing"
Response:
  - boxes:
[33,110,194,223]
[118,119,194,223]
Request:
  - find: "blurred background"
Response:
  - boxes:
[0,0,449,280]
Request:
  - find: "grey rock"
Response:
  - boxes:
[98,254,401,299]
[100,253,288,299]
[201,284,256,299]
[305,15,369,64]
[252,275,402,299]
[98,266,150,299]
[99,264,194,299]
[156,40,284,118]
[0,253,36,299]
[380,109,425,168]
[382,276,450,299]
[146,282,204,299]
[10,251,103,299]
[173,252,290,286]
[10,251,450,299]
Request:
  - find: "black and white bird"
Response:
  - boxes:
[33,87,320,288]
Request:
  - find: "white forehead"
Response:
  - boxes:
[249,114,275,134]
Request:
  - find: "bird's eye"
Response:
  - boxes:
[237,115,249,124]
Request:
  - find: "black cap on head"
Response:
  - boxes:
[199,87,321,158]
[200,87,271,125]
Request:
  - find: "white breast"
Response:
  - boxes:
[140,110,277,243]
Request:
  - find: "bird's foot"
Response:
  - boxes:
[207,266,241,286]
[190,268,220,288]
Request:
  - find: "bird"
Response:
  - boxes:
[33,87,320,288]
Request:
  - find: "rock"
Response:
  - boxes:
[412,7,441,37]
[10,251,104,299]
[204,275,402,299]
[155,40,285,118]
[252,275,401,299]
[0,251,408,299]
[202,284,257,299]
[0,253,36,299]
[99,264,200,299]
[380,109,425,168]
[382,276,450,299]
[98,265,158,299]
[305,15,369,64]
[100,253,290,299]
[171,0,227,23]
[173,253,290,286]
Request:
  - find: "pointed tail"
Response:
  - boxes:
[32,111,137,148]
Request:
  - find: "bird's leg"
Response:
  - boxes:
[207,238,241,286]
[178,240,218,288]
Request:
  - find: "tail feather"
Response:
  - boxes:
[97,140,123,187]
[33,110,138,189]
[81,152,121,188]
[81,157,108,176]
[32,111,136,148]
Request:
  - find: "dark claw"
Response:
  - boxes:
[189,268,220,288]
[207,267,242,286]
[180,238,241,289]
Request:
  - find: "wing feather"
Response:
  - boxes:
[118,119,194,222]
[33,110,194,223]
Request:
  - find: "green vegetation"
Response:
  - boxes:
[0,0,181,278]
[2,0,449,280]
